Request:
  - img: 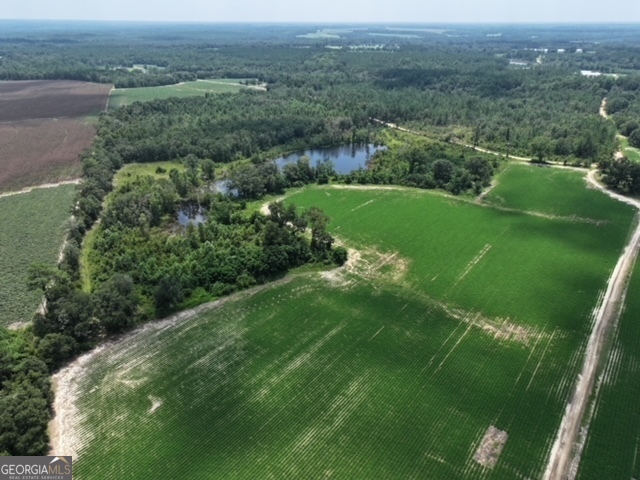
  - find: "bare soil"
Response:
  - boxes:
[0,81,111,191]
[474,426,508,468]
[0,119,93,191]
[0,80,111,122]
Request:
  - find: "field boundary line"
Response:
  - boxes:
[0,179,81,199]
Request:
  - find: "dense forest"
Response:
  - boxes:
[2,22,640,456]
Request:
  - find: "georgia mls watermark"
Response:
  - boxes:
[0,456,72,480]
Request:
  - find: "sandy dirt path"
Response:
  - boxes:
[0,179,81,199]
[599,98,609,120]
[542,171,640,480]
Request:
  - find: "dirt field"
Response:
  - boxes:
[0,81,112,191]
[0,81,111,122]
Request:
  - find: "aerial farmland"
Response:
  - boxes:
[1,19,640,480]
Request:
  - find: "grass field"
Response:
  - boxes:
[108,80,253,109]
[113,161,185,187]
[0,185,76,327]
[61,166,637,479]
[576,257,640,479]
[618,135,640,162]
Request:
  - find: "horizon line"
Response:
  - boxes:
[1,18,640,25]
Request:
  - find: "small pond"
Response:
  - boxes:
[177,204,206,226]
[274,143,387,174]
[214,143,387,195]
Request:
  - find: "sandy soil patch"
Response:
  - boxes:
[474,426,508,468]
[148,396,163,414]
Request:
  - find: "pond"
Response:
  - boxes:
[214,143,387,195]
[177,204,206,226]
[274,143,386,175]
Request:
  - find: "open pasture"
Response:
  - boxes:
[576,258,640,480]
[0,184,76,327]
[58,166,636,479]
[0,80,111,191]
[107,80,251,109]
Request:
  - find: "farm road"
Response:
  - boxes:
[0,179,80,199]
[542,172,640,480]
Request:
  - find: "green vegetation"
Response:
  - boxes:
[618,135,640,161]
[577,258,640,479]
[108,80,249,108]
[484,163,615,219]
[0,185,76,327]
[3,22,640,471]
[0,327,52,456]
[290,183,633,329]
[69,174,635,479]
[113,161,185,187]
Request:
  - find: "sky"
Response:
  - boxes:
[2,0,640,24]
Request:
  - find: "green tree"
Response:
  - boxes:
[201,159,216,182]
[432,159,454,185]
[155,277,184,315]
[629,129,640,148]
[94,274,140,334]
[305,207,333,259]
[332,246,348,266]
[37,334,78,370]
[530,136,551,162]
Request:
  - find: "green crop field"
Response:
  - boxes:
[483,163,611,219]
[65,168,636,479]
[0,185,76,327]
[576,257,640,480]
[108,80,252,109]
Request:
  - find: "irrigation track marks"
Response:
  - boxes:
[375,116,640,478]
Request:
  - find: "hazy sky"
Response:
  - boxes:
[3,0,640,23]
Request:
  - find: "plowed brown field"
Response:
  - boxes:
[0,80,112,191]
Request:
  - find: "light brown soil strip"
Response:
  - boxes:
[543,172,640,480]
[599,98,609,120]
[0,179,80,199]
[474,426,508,468]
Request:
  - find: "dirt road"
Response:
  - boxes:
[0,179,81,199]
[599,98,609,120]
[542,171,640,480]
